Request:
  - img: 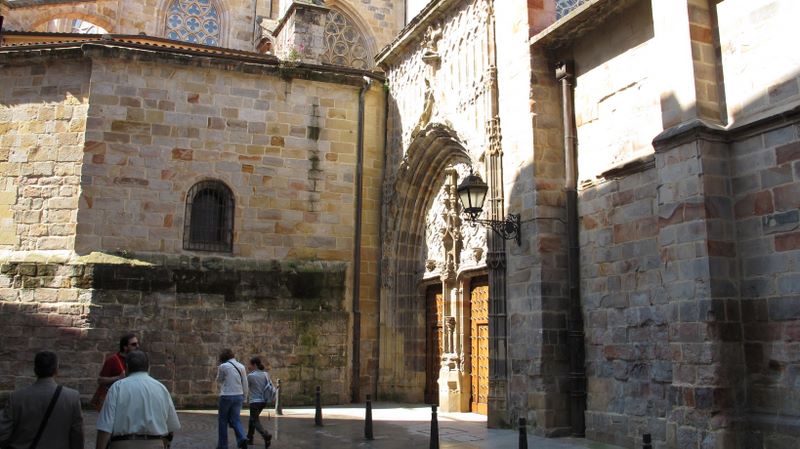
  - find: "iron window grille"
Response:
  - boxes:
[183,180,234,252]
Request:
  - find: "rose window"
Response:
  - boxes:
[165,0,221,47]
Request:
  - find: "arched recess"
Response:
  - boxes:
[322,0,378,69]
[156,0,230,47]
[379,122,477,401]
[31,13,113,34]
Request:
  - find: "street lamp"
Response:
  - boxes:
[456,170,521,246]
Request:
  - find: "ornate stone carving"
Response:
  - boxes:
[422,20,443,64]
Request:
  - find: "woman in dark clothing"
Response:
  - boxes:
[246,356,273,448]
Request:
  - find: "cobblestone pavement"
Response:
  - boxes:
[83,404,625,449]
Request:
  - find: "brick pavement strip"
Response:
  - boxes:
[82,405,625,449]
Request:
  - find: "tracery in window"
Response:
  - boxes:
[165,0,221,46]
[43,18,108,34]
[321,9,371,69]
[556,0,591,19]
[184,180,234,252]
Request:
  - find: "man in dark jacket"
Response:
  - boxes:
[0,351,83,449]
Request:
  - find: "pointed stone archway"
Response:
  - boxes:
[379,123,489,407]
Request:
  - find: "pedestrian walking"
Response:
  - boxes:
[216,349,249,449]
[95,350,180,449]
[0,350,84,449]
[245,357,274,448]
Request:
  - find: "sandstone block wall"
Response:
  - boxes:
[718,0,800,124]
[77,48,376,260]
[731,121,800,447]
[536,0,800,446]
[0,40,384,407]
[579,167,665,447]
[0,59,89,251]
[0,256,350,407]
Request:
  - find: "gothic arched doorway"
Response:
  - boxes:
[379,123,489,412]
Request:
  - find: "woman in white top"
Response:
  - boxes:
[246,356,273,448]
[216,348,249,449]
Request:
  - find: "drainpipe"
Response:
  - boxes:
[351,76,372,403]
[556,61,586,436]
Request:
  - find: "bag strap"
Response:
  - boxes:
[29,385,62,449]
[227,361,245,389]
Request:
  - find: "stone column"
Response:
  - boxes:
[654,123,745,449]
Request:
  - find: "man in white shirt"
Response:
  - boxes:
[216,349,248,449]
[95,351,180,449]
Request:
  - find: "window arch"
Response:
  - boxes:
[321,8,372,69]
[165,0,222,46]
[183,180,234,252]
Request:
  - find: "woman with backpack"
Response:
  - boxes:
[245,356,274,448]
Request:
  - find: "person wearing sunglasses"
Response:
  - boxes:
[90,333,139,411]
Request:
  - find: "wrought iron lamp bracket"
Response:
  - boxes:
[467,213,521,246]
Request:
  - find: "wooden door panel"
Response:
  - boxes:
[470,277,489,415]
[425,285,443,404]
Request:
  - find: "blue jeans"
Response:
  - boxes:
[217,394,246,449]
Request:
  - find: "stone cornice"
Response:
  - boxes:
[0,40,385,86]
[2,0,95,8]
[653,104,800,152]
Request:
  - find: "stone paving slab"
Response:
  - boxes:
[82,404,626,449]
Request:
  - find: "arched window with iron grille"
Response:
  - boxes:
[183,180,234,252]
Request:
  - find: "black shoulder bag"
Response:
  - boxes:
[227,361,245,389]
[29,385,62,449]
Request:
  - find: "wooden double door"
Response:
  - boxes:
[423,277,489,414]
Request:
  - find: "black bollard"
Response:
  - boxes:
[429,405,439,449]
[314,385,323,426]
[643,433,652,449]
[275,379,283,416]
[518,417,528,449]
[365,394,374,440]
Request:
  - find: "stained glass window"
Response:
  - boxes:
[321,10,371,69]
[165,0,221,47]
[556,0,590,19]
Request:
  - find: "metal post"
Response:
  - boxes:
[314,386,323,426]
[364,394,374,440]
[274,379,283,415]
[643,433,652,449]
[429,405,439,449]
[518,417,528,449]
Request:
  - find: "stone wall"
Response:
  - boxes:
[579,166,665,447]
[534,0,800,446]
[718,0,800,123]
[731,120,800,448]
[0,58,89,251]
[0,255,350,407]
[0,36,384,406]
[76,47,379,261]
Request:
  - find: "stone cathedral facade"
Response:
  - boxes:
[1,1,799,448]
